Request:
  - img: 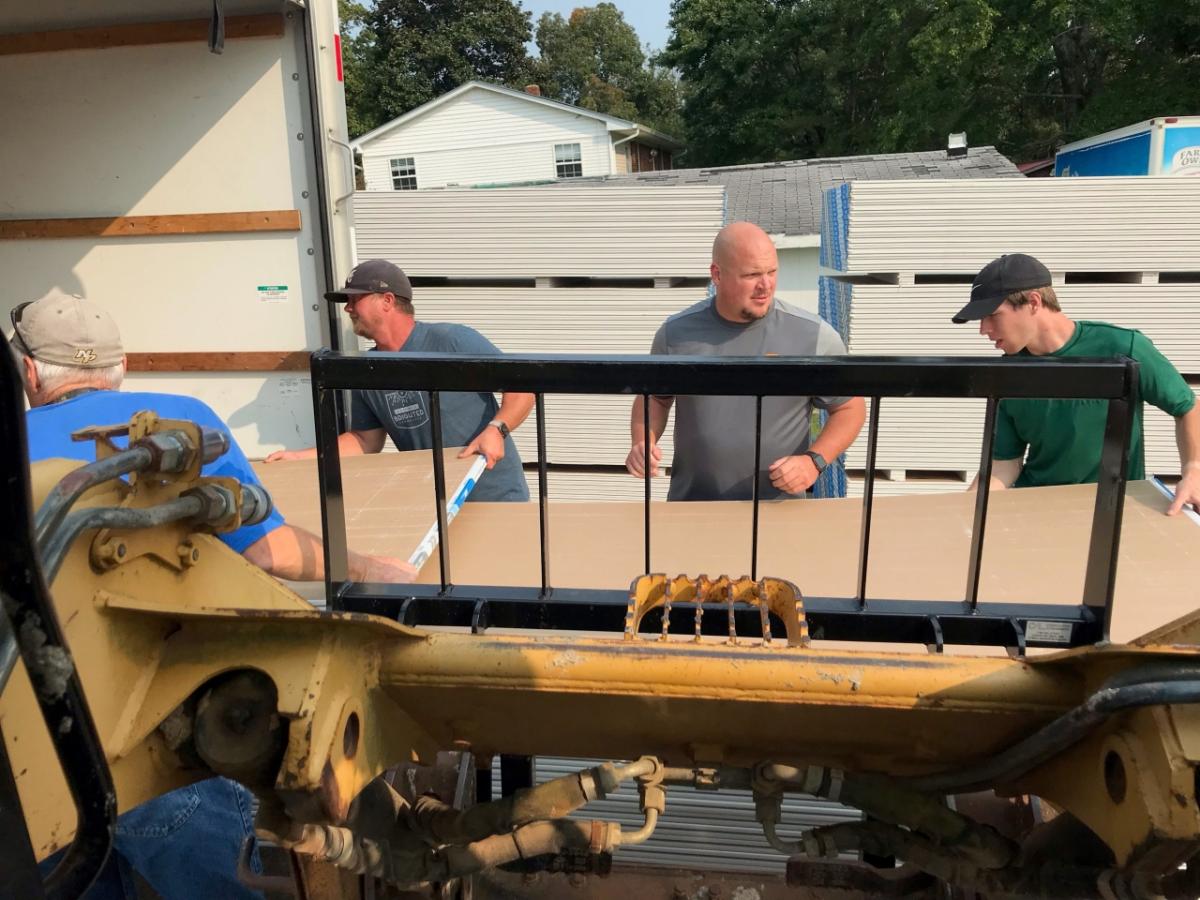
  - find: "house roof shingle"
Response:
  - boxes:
[547,147,1020,236]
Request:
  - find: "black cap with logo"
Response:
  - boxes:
[952,253,1053,323]
[324,259,413,302]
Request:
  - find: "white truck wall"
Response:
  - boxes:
[0,1,353,457]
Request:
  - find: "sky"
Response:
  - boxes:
[520,0,674,55]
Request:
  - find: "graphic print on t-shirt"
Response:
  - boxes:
[384,390,429,430]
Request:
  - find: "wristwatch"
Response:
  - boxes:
[804,450,828,474]
[488,419,510,439]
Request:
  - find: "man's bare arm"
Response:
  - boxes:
[768,397,866,494]
[458,393,536,468]
[242,524,414,582]
[627,395,673,477]
[968,457,1023,492]
[1168,404,1200,515]
[264,428,386,462]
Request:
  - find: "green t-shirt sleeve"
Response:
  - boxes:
[992,401,1026,461]
[1131,332,1195,417]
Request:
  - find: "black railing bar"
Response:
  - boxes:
[965,398,1000,610]
[1082,362,1138,639]
[313,385,351,609]
[535,394,551,597]
[643,393,651,575]
[855,397,882,607]
[309,351,1133,401]
[751,396,762,581]
[429,391,451,593]
[343,593,1100,646]
[342,584,1101,622]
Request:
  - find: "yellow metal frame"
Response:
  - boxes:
[5,453,1200,874]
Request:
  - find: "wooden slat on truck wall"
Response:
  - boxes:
[0,211,302,240]
[126,352,310,373]
[0,14,285,55]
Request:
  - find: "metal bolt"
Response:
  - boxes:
[296,132,304,141]
[307,247,315,255]
[94,539,128,569]
[301,190,310,199]
[292,72,300,81]
[311,304,319,311]
[177,542,200,567]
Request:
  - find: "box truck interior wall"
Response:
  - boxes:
[0,1,354,456]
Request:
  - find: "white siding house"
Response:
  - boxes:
[353,81,681,192]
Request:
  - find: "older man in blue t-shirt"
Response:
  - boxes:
[10,289,415,899]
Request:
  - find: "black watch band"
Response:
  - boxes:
[805,450,828,474]
[488,419,510,439]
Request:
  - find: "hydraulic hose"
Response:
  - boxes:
[906,672,1200,794]
[34,448,152,546]
[33,427,229,548]
[755,763,1016,869]
[39,481,273,585]
[40,497,205,584]
[410,757,657,847]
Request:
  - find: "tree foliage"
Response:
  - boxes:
[341,0,535,137]
[529,3,683,135]
[660,0,1200,166]
[341,1,685,142]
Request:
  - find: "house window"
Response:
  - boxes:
[390,157,417,190]
[554,143,582,178]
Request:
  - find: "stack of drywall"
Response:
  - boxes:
[821,177,1200,496]
[831,177,1200,275]
[353,186,724,278]
[354,187,724,501]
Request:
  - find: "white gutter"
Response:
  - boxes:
[611,127,642,149]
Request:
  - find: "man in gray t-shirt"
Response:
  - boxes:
[627,222,866,501]
[266,259,532,502]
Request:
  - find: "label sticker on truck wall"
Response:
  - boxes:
[257,285,289,302]
[1025,620,1074,644]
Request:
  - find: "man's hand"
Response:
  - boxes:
[264,449,307,463]
[1168,465,1200,516]
[459,424,505,469]
[357,555,418,583]
[768,454,820,495]
[626,441,662,478]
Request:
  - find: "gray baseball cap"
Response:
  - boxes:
[324,259,413,302]
[8,289,124,368]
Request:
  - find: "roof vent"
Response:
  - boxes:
[524,84,542,97]
[947,132,968,158]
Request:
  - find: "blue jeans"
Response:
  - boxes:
[45,777,263,900]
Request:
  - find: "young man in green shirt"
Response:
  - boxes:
[952,252,1200,515]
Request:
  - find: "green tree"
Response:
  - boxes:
[660,0,1200,166]
[341,0,534,137]
[533,4,684,136]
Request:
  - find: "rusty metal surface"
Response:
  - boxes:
[1016,703,1200,869]
[627,575,810,648]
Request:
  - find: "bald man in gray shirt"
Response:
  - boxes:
[627,222,866,501]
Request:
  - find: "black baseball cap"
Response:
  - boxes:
[952,253,1053,323]
[324,259,413,302]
